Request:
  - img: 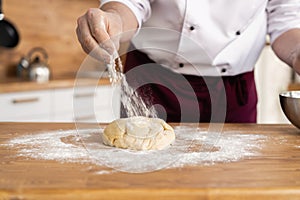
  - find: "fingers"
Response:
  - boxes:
[76,8,120,63]
[86,9,117,55]
[76,17,109,63]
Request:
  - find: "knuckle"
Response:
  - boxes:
[76,17,83,26]
[86,8,98,19]
[83,36,93,47]
[92,27,101,38]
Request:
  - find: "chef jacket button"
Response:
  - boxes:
[189,26,195,31]
[236,30,241,36]
[179,63,184,68]
[221,68,227,73]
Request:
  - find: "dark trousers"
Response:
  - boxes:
[122,46,257,123]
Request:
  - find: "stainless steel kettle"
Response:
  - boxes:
[17,47,51,83]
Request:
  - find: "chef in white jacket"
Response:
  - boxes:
[76,0,300,123]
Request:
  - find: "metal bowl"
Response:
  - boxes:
[279,91,300,129]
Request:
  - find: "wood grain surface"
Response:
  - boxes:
[0,0,100,79]
[0,122,300,200]
[288,83,300,91]
[0,0,129,83]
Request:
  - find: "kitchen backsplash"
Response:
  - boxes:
[0,0,99,80]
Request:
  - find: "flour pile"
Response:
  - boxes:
[2,126,267,173]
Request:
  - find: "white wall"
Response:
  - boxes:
[255,45,292,124]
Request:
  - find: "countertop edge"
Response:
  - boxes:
[0,78,112,93]
[1,187,300,200]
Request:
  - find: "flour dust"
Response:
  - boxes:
[107,57,157,118]
[120,74,157,118]
[1,126,267,173]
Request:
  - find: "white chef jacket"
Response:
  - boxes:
[100,0,300,76]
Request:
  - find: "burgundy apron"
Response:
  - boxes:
[122,46,257,123]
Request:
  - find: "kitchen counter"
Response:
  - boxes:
[0,77,111,93]
[0,122,300,199]
[288,83,300,91]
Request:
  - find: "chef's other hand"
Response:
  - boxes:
[76,8,122,63]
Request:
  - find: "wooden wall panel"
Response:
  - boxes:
[0,0,99,80]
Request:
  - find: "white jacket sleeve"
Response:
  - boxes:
[267,0,300,44]
[100,0,152,29]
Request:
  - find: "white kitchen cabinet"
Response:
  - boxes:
[0,90,52,122]
[0,85,120,123]
[54,85,121,123]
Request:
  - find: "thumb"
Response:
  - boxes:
[104,11,123,53]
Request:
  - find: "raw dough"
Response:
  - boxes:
[102,116,175,150]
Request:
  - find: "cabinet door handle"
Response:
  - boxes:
[74,93,95,98]
[12,97,39,104]
[74,114,95,121]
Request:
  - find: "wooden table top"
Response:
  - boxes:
[0,122,300,200]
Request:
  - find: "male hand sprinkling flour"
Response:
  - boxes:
[76,1,300,123]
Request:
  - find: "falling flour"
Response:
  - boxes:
[107,56,157,118]
[1,126,267,173]
[120,74,157,118]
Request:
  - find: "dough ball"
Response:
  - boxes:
[102,116,175,150]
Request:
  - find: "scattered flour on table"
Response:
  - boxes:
[1,126,267,173]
